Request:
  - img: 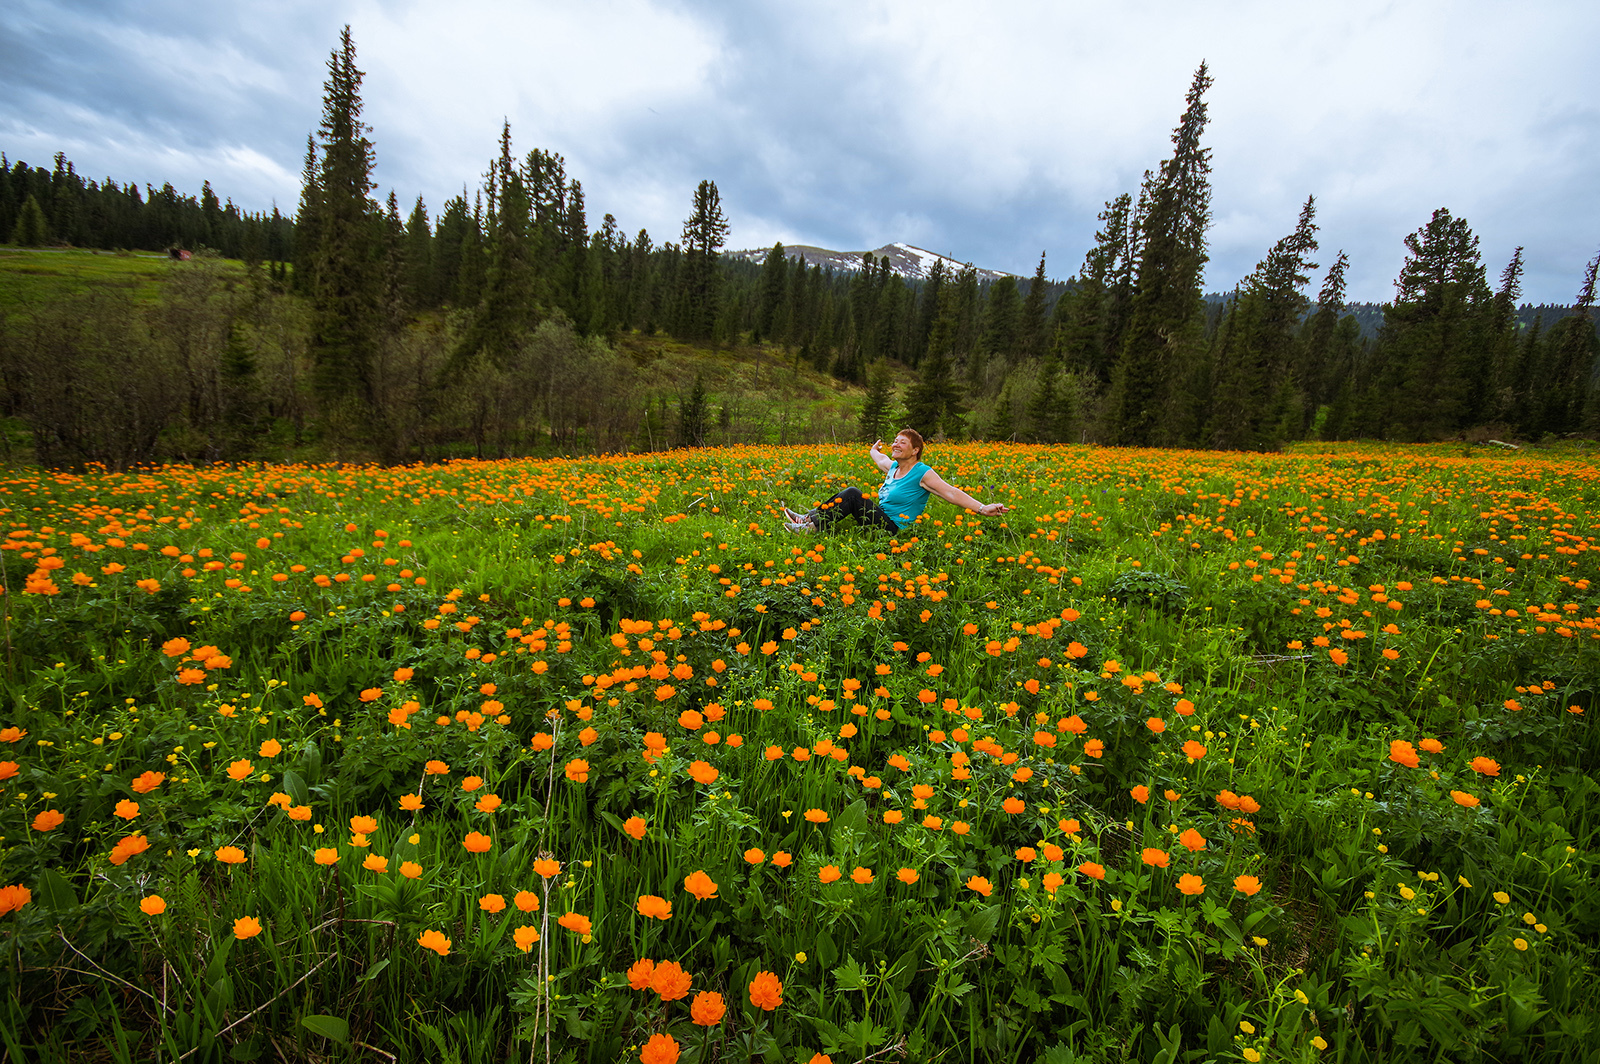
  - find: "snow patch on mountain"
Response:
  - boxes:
[731,241,1014,282]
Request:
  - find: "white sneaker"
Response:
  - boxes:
[784,518,815,533]
[782,506,808,523]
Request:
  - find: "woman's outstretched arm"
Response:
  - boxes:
[919,469,1008,516]
[869,440,893,474]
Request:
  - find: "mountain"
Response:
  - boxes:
[730,241,1015,282]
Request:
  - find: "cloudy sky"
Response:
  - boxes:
[4,0,1597,303]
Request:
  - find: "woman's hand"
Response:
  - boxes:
[977,502,1009,516]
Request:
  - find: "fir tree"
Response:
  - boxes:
[755,242,788,342]
[677,180,729,341]
[9,193,50,246]
[404,195,434,308]
[1109,64,1214,446]
[677,373,709,447]
[858,362,896,442]
[1017,252,1049,361]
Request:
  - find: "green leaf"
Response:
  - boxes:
[815,929,839,970]
[301,1015,350,1045]
[281,769,310,807]
[360,958,390,983]
[965,903,1002,943]
[830,798,867,852]
[832,956,870,992]
[37,868,78,911]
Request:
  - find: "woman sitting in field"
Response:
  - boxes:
[783,429,1008,533]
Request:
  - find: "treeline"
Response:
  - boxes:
[3,40,1598,469]
[0,152,294,264]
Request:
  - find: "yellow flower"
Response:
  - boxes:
[1243,1050,1261,1063]
[1295,989,1310,1005]
[1398,886,1415,901]
[1240,1020,1256,1035]
[1522,912,1537,926]
[1493,891,1510,904]
[1311,1037,1328,1051]
[1513,937,1528,951]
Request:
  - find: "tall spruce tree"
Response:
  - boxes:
[677,180,729,342]
[1109,64,1214,446]
[1541,250,1599,437]
[306,25,382,417]
[1017,252,1050,361]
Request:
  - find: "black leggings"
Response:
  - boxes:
[813,486,900,532]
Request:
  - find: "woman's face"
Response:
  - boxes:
[890,434,915,460]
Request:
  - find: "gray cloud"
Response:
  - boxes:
[3,0,1597,302]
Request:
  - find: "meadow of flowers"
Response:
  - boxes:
[0,441,1596,1063]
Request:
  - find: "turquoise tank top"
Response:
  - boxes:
[877,461,932,529]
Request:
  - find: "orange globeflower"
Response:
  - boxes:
[690,990,727,1026]
[479,893,505,912]
[749,970,784,1011]
[896,868,919,884]
[462,832,493,854]
[649,960,691,1001]
[640,1032,681,1064]
[967,876,994,897]
[1083,739,1105,758]
[131,770,165,794]
[32,809,65,832]
[1178,828,1207,852]
[1130,785,1149,804]
[359,688,383,703]
[400,861,423,879]
[1469,756,1501,777]
[852,866,874,885]
[233,916,263,940]
[1003,797,1025,814]
[1234,875,1263,896]
[514,926,540,953]
[1146,717,1166,734]
[803,808,829,824]
[818,865,842,884]
[474,793,502,813]
[1388,740,1420,768]
[1141,848,1170,868]
[1182,740,1207,760]
[623,816,647,841]
[314,847,339,865]
[399,793,424,812]
[365,855,390,873]
[558,912,592,937]
[424,759,450,775]
[771,851,793,868]
[418,929,451,956]
[350,814,378,835]
[1328,648,1349,666]
[515,890,539,912]
[1419,738,1444,754]
[744,848,765,865]
[259,739,282,758]
[1176,874,1204,896]
[627,958,656,990]
[1078,861,1106,880]
[637,895,673,920]
[564,759,590,783]
[140,895,167,915]
[215,846,247,865]
[687,760,719,785]
[684,871,719,900]
[1451,790,1481,808]
[226,759,254,781]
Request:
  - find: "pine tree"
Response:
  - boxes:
[404,195,434,308]
[1109,64,1214,446]
[1296,250,1349,422]
[755,243,788,342]
[1017,252,1049,361]
[1482,247,1524,424]
[1540,250,1599,437]
[981,276,1021,366]
[9,193,51,246]
[1375,208,1490,440]
[306,25,382,417]
[677,373,709,447]
[858,362,896,441]
[677,180,729,341]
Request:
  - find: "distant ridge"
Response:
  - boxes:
[731,241,1015,283]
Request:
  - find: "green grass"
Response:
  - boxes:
[0,441,1595,1063]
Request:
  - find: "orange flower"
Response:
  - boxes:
[966,876,993,897]
[533,858,560,877]
[400,861,423,879]
[771,851,793,868]
[1328,648,1349,666]
[748,970,784,1011]
[314,847,339,865]
[1469,756,1501,777]
[851,866,874,884]
[1451,790,1481,808]
[1130,785,1149,804]
[0,884,32,916]
[896,867,919,884]
[460,776,484,792]
[514,926,540,952]
[360,688,383,703]
[515,890,539,912]
[684,870,719,900]
[1234,875,1262,896]
[233,916,263,940]
[1078,861,1106,880]
[803,808,829,824]
[623,816,647,841]
[1146,717,1166,733]
[1388,740,1420,769]
[1141,848,1170,868]
[690,990,727,1026]
[1178,828,1207,852]
[649,959,691,1000]
[161,637,191,657]
[1016,847,1037,863]
[31,809,64,832]
[350,814,378,834]
[140,895,167,915]
[258,738,282,758]
[1174,698,1196,716]
[743,847,765,865]
[1083,738,1104,758]
[1176,873,1204,896]
[479,893,505,912]
[818,865,842,884]
[227,759,254,781]
[399,793,424,812]
[640,1032,681,1064]
[1002,797,1025,814]
[1182,740,1207,760]
[688,760,718,785]
[131,770,165,794]
[215,846,247,865]
[1419,737,1444,754]
[365,855,389,873]
[475,793,502,813]
[637,895,672,920]
[564,759,590,782]
[424,759,450,775]
[627,958,656,990]
[463,832,493,854]
[418,929,451,956]
[557,911,592,936]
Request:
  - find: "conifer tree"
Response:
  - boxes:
[9,193,50,246]
[676,180,729,342]
[858,362,896,441]
[1297,250,1349,421]
[404,195,434,308]
[1109,64,1214,446]
[306,25,382,417]
[1541,250,1599,436]
[1017,252,1050,361]
[755,243,788,342]
[981,275,1021,367]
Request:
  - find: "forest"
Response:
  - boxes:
[1,34,1597,469]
